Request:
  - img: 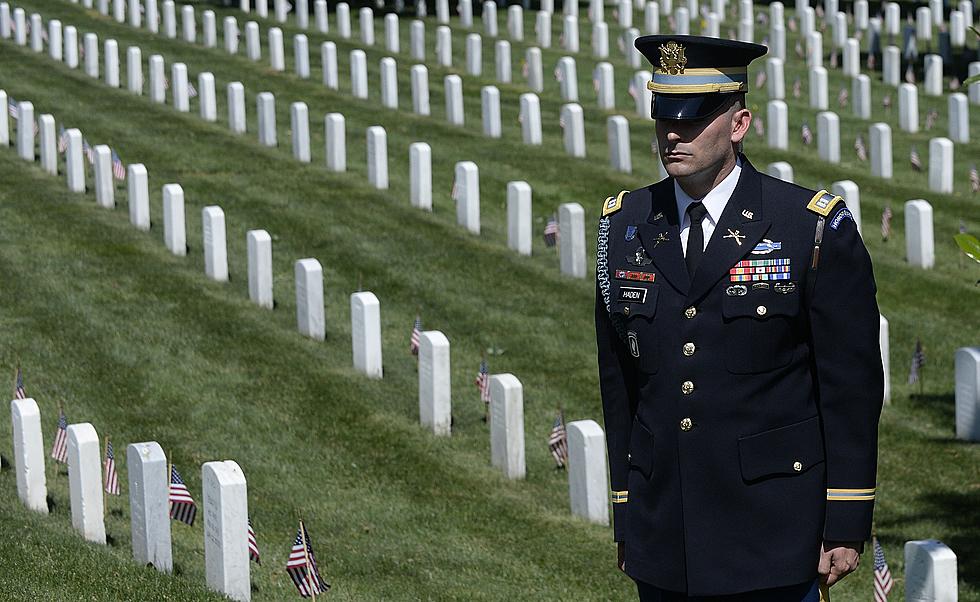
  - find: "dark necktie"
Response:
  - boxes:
[685,202,709,278]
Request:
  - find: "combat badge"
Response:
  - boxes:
[625,225,638,241]
[726,284,748,296]
[627,246,654,266]
[774,282,797,294]
[751,239,782,255]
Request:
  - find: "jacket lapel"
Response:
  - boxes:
[634,181,690,295]
[687,161,771,302]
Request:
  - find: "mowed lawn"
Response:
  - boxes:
[0,1,978,599]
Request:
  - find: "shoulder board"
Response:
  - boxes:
[806,190,844,217]
[601,190,631,217]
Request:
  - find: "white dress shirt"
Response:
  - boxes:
[675,160,743,257]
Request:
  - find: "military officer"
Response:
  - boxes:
[594,35,883,600]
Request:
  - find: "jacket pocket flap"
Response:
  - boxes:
[610,286,659,319]
[737,416,825,482]
[629,419,654,479]
[722,289,800,319]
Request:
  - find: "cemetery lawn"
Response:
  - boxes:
[1,2,979,599]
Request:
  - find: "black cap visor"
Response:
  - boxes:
[652,92,739,121]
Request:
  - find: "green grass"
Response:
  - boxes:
[0,1,977,600]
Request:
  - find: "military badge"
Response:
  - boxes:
[625,225,638,241]
[829,208,853,230]
[726,284,748,296]
[659,41,687,75]
[774,282,797,294]
[723,228,746,246]
[729,258,791,281]
[627,331,640,358]
[751,239,782,255]
[615,269,656,282]
[627,246,654,266]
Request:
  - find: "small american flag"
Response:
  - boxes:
[881,206,893,241]
[909,146,922,171]
[754,70,766,89]
[788,17,797,32]
[854,135,867,161]
[873,536,894,601]
[51,409,68,463]
[14,367,27,400]
[169,465,197,526]
[57,126,69,153]
[7,98,17,118]
[286,522,330,597]
[792,77,801,98]
[548,411,568,468]
[925,108,938,131]
[103,439,120,495]
[410,315,422,356]
[627,80,638,99]
[554,66,564,83]
[188,82,198,98]
[248,518,261,563]
[543,215,559,247]
[794,40,804,58]
[837,87,848,108]
[904,63,915,84]
[882,94,891,110]
[475,358,490,404]
[829,50,838,68]
[801,122,813,145]
[521,59,528,78]
[82,139,95,165]
[111,150,126,180]
[970,163,979,194]
[866,52,876,70]
[753,116,765,138]
[949,77,960,91]
[908,339,925,386]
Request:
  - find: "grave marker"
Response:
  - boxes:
[228,82,246,134]
[127,46,143,95]
[16,101,33,162]
[325,112,346,172]
[904,199,934,269]
[562,103,586,158]
[202,206,228,282]
[351,49,368,99]
[94,145,114,209]
[128,164,150,231]
[445,74,464,125]
[507,181,532,256]
[904,540,958,601]
[351,292,383,379]
[202,461,250,602]
[521,93,543,144]
[294,34,310,79]
[67,423,106,544]
[482,86,502,138]
[869,123,892,178]
[257,92,277,147]
[291,102,311,163]
[38,114,56,175]
[172,63,190,112]
[247,230,273,309]
[411,65,430,115]
[295,258,325,340]
[927,137,953,194]
[817,111,840,163]
[127,441,172,572]
[410,142,432,210]
[419,331,451,436]
[322,42,338,89]
[10,398,48,514]
[899,84,919,132]
[607,115,631,173]
[455,161,480,234]
[955,347,980,441]
[367,126,388,189]
[567,420,609,525]
[490,374,526,480]
[163,184,186,256]
[559,202,586,277]
[65,129,85,193]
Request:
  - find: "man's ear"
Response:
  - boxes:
[731,108,752,145]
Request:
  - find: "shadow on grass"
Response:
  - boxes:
[907,392,956,427]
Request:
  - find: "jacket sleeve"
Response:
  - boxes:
[806,206,884,544]
[595,281,639,541]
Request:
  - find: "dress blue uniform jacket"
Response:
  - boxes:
[594,158,884,595]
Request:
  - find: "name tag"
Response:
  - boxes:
[618,287,648,304]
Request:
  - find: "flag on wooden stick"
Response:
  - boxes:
[286,521,330,598]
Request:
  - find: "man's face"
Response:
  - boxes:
[655,99,744,179]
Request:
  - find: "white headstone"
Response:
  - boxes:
[384,13,399,52]
[256,0,268,17]
[445,74,464,125]
[883,46,900,87]
[766,161,794,182]
[593,22,609,58]
[675,7,690,33]
[202,10,216,47]
[436,0,450,22]
[64,26,79,69]
[411,64,430,115]
[202,461,250,602]
[290,102,311,163]
[337,2,351,37]
[526,47,544,92]
[955,347,980,441]
[351,49,368,99]
[257,92,277,147]
[767,100,788,149]
[924,55,942,97]
[228,82,246,134]
[172,62,190,112]
[916,6,932,42]
[947,93,969,143]
[490,374,525,479]
[104,39,120,88]
[146,0,158,32]
[633,70,654,119]
[806,31,822,68]
[268,27,285,71]
[436,25,452,67]
[507,5,523,40]
[495,40,511,83]
[459,0,473,26]
[295,258,325,340]
[766,57,784,100]
[94,145,115,209]
[324,112,346,172]
[367,126,388,189]
[536,11,551,47]
[149,55,166,103]
[481,86,502,138]
[11,7,23,45]
[594,62,615,109]
[830,180,861,234]
[928,137,953,194]
[466,33,482,76]
[275,0,288,21]
[378,57,398,109]
[10,398,48,514]
[567,420,609,525]
[67,423,106,544]
[0,5,9,41]
[484,1,498,35]
[454,161,480,234]
[296,0,309,29]
[418,331,451,436]
[899,84,919,133]
[618,0,633,27]
[48,20,62,61]
[607,115,631,173]
[520,93,543,144]
[904,540,958,601]
[564,15,580,52]
[507,181,532,256]
[224,17,239,54]
[561,103,586,158]
[322,42,338,89]
[202,206,228,282]
[557,56,578,101]
[15,101,33,162]
[38,114,56,175]
[198,73,216,122]
[127,46,143,95]
[65,129,85,193]
[128,164,149,231]
[294,34,309,78]
[360,7,374,46]
[0,90,6,148]
[246,230,273,309]
[816,111,840,163]
[869,123,892,178]
[409,142,432,210]
[969,62,980,106]
[162,184,186,256]
[127,441,172,572]
[644,2,659,34]
[162,1,176,37]
[852,74,871,120]
[559,202,586,277]
[245,21,260,60]
[350,292,383,379]
[879,313,890,404]
[181,5,196,43]
[410,20,425,61]
[904,199,934,269]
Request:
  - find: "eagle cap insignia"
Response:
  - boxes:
[659,41,687,75]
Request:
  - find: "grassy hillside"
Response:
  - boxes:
[0,1,977,599]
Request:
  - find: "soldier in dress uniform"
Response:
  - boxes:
[594,35,883,601]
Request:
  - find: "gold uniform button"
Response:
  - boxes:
[681,381,694,395]
[623,306,631,316]
[684,306,697,319]
[680,418,693,431]
[793,461,803,472]
[756,305,767,316]
[683,342,696,356]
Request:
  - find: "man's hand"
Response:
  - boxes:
[817,542,861,586]
[617,541,626,572]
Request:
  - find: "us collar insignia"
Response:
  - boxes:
[723,228,746,246]
[741,209,754,220]
[627,246,654,266]
[652,211,665,222]
[659,41,687,75]
[751,238,782,255]
[652,232,669,248]
[625,225,638,241]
